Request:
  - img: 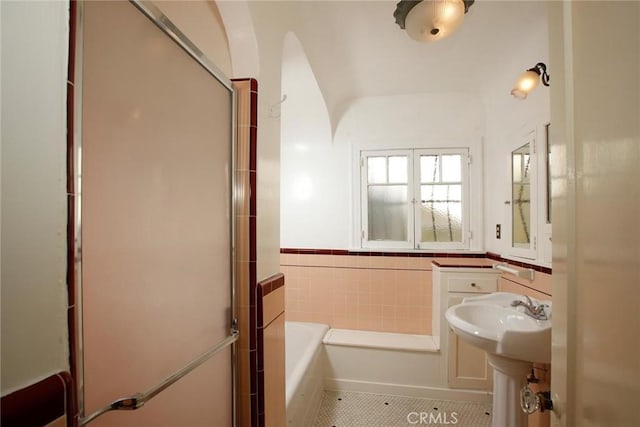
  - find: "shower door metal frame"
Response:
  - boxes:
[70,1,238,424]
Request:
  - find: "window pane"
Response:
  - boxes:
[368,185,408,241]
[441,154,462,182]
[512,182,531,245]
[513,153,522,182]
[388,156,408,183]
[368,157,386,184]
[420,184,462,242]
[420,155,439,183]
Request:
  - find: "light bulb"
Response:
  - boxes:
[405,0,466,42]
[511,70,541,99]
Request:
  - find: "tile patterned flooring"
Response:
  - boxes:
[314,390,492,427]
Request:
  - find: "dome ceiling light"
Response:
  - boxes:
[394,0,475,42]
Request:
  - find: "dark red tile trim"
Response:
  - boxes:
[66,3,79,421]
[67,1,77,83]
[1,373,72,427]
[280,248,484,258]
[258,273,285,297]
[280,248,551,274]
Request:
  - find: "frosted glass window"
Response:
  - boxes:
[368,157,386,184]
[441,155,462,182]
[420,184,462,242]
[361,148,469,249]
[388,156,408,183]
[513,154,523,182]
[420,155,439,183]
[368,185,408,241]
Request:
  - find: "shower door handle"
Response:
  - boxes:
[79,327,239,425]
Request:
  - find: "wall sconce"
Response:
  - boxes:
[511,62,550,99]
[394,0,475,42]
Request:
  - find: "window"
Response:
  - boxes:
[360,149,470,250]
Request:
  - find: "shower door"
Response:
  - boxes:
[73,1,236,425]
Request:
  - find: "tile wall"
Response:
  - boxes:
[281,250,552,337]
[280,249,553,427]
[492,253,552,427]
[233,78,258,427]
[281,252,440,335]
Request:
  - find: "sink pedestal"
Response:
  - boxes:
[488,354,532,427]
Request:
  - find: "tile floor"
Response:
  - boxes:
[314,390,492,427]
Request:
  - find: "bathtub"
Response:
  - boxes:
[285,321,329,426]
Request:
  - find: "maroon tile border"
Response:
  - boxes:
[0,373,74,427]
[66,2,80,425]
[281,248,552,274]
[280,248,485,258]
[257,273,285,297]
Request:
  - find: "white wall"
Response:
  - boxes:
[480,8,551,266]
[280,85,486,250]
[1,0,70,394]
[245,1,285,280]
[280,32,350,249]
[277,5,551,260]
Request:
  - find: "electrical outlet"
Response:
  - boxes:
[496,224,501,239]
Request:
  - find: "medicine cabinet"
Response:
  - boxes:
[509,130,537,259]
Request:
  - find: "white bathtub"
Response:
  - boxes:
[285,321,329,426]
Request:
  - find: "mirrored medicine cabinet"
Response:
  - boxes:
[508,129,538,259]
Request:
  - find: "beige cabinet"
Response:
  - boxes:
[433,266,498,391]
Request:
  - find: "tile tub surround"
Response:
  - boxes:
[281,253,434,335]
[255,273,286,427]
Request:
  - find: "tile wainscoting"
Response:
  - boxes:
[280,249,552,335]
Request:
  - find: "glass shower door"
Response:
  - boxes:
[75,2,235,425]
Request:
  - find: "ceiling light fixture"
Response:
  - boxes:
[394,0,475,42]
[511,63,550,99]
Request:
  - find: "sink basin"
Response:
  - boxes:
[445,292,552,363]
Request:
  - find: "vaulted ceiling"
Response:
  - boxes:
[245,0,549,129]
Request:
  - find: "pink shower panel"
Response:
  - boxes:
[80,2,233,425]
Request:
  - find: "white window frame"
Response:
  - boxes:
[360,150,414,249]
[360,148,470,250]
[414,148,470,250]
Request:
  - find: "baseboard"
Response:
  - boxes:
[324,378,493,404]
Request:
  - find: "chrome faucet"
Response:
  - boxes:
[511,295,548,320]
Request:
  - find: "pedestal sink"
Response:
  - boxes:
[445,292,552,427]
